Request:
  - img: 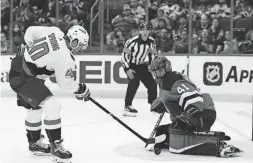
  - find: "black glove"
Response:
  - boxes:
[150,98,166,113]
[74,83,90,102]
[175,105,202,130]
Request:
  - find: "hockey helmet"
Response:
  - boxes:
[67,25,89,50]
[149,56,172,83]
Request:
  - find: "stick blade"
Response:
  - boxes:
[145,134,166,151]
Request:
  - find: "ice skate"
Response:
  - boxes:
[29,134,51,156]
[219,141,243,157]
[51,139,72,163]
[123,105,137,117]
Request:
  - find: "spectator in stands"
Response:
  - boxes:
[181,0,190,9]
[149,1,159,20]
[172,29,189,54]
[155,28,173,53]
[46,0,57,25]
[209,19,222,38]
[13,23,24,48]
[216,30,238,54]
[60,0,79,26]
[209,18,224,52]
[1,32,10,53]
[1,0,10,29]
[195,14,210,37]
[159,0,180,22]
[72,1,87,24]
[152,18,167,38]
[112,28,126,53]
[150,8,171,30]
[239,32,253,54]
[130,0,146,22]
[2,25,9,40]
[174,13,188,36]
[193,29,213,54]
[210,0,231,19]
[234,0,253,21]
[14,0,29,23]
[106,4,138,45]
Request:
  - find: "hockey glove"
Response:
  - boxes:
[175,105,202,130]
[74,83,90,102]
[150,98,166,113]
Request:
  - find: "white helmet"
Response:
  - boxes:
[67,25,89,50]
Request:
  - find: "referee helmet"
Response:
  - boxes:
[139,22,152,31]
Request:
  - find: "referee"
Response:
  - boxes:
[121,22,157,117]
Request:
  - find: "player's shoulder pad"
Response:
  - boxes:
[125,35,139,47]
[148,36,155,41]
[171,71,184,78]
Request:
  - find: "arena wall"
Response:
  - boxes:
[1,55,252,102]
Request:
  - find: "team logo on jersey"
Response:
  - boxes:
[65,68,74,79]
[203,62,223,86]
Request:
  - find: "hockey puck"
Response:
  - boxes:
[154,148,161,155]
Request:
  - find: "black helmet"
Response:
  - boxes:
[139,22,151,30]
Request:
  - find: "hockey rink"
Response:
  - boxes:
[0,97,252,163]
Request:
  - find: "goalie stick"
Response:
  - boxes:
[145,58,191,149]
[89,97,166,144]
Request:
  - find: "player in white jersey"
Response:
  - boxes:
[9,25,90,163]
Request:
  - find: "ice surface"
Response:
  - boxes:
[0,97,252,163]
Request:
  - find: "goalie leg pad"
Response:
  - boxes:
[169,129,227,156]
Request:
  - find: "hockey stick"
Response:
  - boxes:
[89,97,166,144]
[145,112,165,148]
[145,57,191,148]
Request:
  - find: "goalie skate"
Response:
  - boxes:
[219,141,243,157]
[29,134,51,156]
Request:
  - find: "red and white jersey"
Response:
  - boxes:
[23,26,78,93]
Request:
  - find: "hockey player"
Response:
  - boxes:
[9,25,90,163]
[148,56,242,157]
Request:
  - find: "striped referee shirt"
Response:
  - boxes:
[121,35,157,71]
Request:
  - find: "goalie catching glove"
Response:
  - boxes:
[150,98,166,113]
[74,83,90,101]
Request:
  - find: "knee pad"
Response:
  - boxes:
[42,96,61,130]
[25,108,43,131]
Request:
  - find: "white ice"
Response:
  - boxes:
[0,97,252,163]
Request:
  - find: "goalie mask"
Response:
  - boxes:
[149,56,172,84]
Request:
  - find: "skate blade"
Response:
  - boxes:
[123,111,137,117]
[31,151,51,156]
[53,156,72,163]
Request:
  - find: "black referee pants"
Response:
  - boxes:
[125,63,157,106]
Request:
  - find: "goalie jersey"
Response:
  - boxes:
[159,71,215,121]
[22,26,78,93]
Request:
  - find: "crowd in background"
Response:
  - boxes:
[1,0,253,54]
[1,0,93,53]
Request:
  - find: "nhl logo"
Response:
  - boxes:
[206,65,220,83]
[203,62,223,86]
